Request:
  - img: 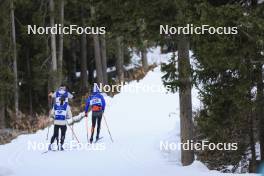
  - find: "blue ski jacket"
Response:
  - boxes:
[85,87,106,113]
[52,87,73,105]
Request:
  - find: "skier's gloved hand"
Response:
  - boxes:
[67,118,73,124]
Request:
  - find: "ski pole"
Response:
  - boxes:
[46,125,50,140]
[103,114,114,143]
[46,108,52,140]
[46,93,54,140]
[85,115,89,143]
[72,123,74,140]
[67,121,80,143]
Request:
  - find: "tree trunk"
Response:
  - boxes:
[58,0,64,85]
[178,34,194,166]
[93,34,104,84]
[90,3,103,84]
[26,48,33,117]
[87,36,95,85]
[116,36,124,83]
[46,37,51,108]
[100,35,108,85]
[256,63,264,161]
[80,33,88,92]
[10,0,19,118]
[80,7,88,92]
[88,66,94,85]
[0,39,5,128]
[138,19,148,72]
[0,89,5,129]
[70,40,77,84]
[246,61,257,171]
[141,41,148,72]
[49,0,58,90]
[249,109,257,172]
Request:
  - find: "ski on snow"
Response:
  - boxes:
[41,149,58,154]
[94,137,103,143]
[42,138,104,154]
[89,137,103,144]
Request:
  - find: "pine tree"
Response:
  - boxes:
[192,1,264,171]
[10,0,19,118]
[58,0,65,85]
[49,0,58,91]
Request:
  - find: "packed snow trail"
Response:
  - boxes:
[0,50,256,176]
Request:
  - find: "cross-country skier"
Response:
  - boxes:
[85,84,106,143]
[49,95,72,151]
[50,84,74,105]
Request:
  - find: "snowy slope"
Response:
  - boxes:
[0,50,257,176]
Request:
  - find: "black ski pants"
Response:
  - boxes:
[91,111,103,140]
[50,125,67,145]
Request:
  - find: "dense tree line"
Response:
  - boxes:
[0,0,145,129]
[193,1,264,172]
[160,0,264,172]
[0,0,264,173]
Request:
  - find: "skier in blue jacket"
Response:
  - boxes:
[51,85,74,105]
[85,84,106,143]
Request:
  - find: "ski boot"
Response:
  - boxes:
[48,144,52,151]
[89,137,93,144]
[60,144,64,151]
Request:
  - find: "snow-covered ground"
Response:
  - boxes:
[0,49,257,176]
